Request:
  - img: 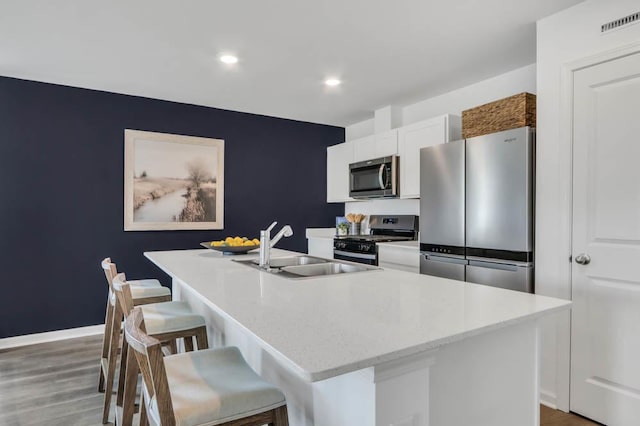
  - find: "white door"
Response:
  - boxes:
[570,51,640,425]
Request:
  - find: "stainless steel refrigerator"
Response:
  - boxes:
[419,127,535,293]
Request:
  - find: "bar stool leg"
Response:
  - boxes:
[98,295,114,392]
[116,336,129,408]
[196,327,209,351]
[102,302,122,424]
[274,405,290,425]
[139,392,149,426]
[168,340,178,354]
[184,336,194,352]
[119,346,139,426]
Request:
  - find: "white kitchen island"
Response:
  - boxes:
[145,249,570,426]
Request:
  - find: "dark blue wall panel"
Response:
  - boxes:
[0,76,344,338]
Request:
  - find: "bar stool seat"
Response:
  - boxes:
[125,307,288,426]
[148,346,286,426]
[109,283,170,305]
[141,301,206,335]
[129,278,161,287]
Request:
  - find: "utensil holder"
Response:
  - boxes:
[350,223,361,235]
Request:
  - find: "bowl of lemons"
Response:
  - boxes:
[201,236,261,254]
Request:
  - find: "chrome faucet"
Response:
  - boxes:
[259,221,294,269]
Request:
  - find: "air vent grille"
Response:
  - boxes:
[601,11,640,33]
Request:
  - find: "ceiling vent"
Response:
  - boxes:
[601,11,640,33]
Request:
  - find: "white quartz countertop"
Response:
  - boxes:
[145,249,570,382]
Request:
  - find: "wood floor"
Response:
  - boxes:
[0,335,118,425]
[0,335,602,425]
[540,405,601,426]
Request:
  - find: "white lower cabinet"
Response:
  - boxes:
[308,238,334,259]
[378,243,419,274]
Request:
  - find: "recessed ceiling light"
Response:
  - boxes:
[220,55,238,64]
[325,78,341,87]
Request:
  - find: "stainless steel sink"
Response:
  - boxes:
[234,255,380,279]
[281,262,376,277]
[250,255,327,268]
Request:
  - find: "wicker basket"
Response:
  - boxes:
[462,93,536,138]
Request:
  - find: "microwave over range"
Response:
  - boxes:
[349,155,399,199]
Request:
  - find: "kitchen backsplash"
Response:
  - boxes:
[344,199,419,233]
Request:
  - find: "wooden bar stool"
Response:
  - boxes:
[100,258,173,424]
[99,257,169,391]
[124,307,289,426]
[113,273,209,426]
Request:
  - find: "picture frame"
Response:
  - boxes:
[124,129,224,231]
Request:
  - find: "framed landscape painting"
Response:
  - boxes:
[124,129,224,231]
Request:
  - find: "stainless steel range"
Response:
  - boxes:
[333,215,419,265]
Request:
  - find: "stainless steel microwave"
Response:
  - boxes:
[349,155,399,199]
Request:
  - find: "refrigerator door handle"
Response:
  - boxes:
[466,256,532,268]
[467,259,534,272]
[423,253,468,265]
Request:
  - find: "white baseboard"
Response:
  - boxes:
[0,324,105,350]
[540,389,558,410]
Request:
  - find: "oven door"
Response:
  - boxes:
[349,156,398,199]
[333,249,377,266]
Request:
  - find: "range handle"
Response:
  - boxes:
[334,250,376,261]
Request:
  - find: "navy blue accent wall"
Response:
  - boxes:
[0,76,344,338]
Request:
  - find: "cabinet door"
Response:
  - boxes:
[327,142,353,202]
[398,117,448,198]
[373,129,398,158]
[353,131,398,162]
[307,238,334,259]
[352,135,376,162]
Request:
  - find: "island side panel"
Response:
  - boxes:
[173,277,317,426]
[429,320,540,426]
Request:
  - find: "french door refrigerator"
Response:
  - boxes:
[419,127,535,293]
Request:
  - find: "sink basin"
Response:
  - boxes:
[281,262,376,277]
[250,255,328,268]
[233,255,380,279]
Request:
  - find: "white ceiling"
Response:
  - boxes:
[0,0,583,127]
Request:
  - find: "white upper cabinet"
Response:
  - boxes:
[353,130,398,162]
[327,115,459,203]
[327,141,354,203]
[398,115,460,199]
